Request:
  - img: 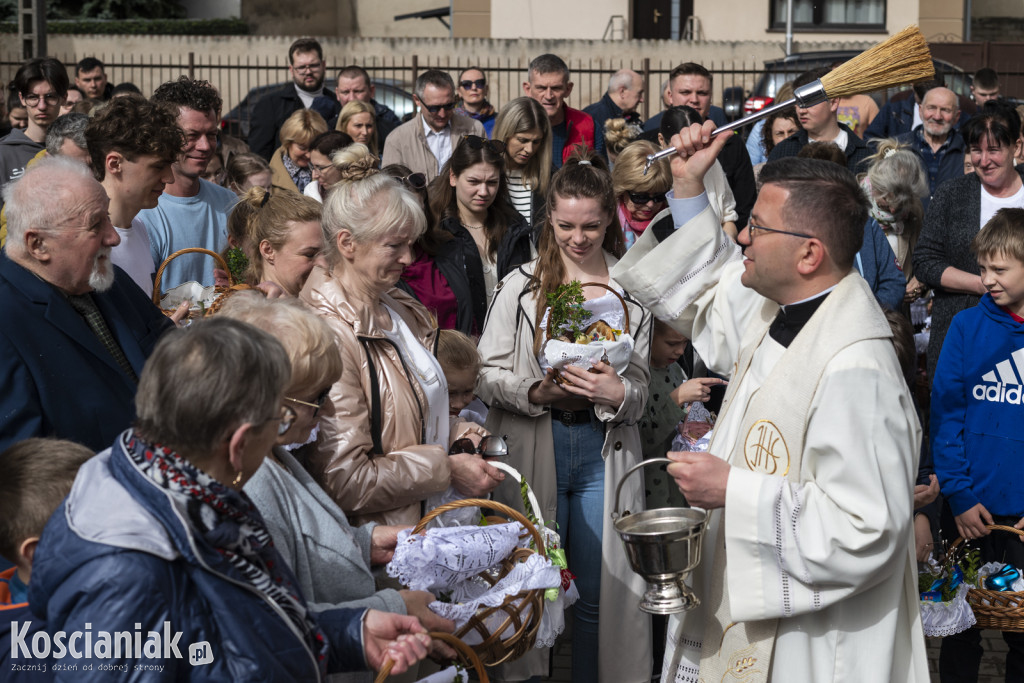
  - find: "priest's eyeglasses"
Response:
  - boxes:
[746,221,815,240]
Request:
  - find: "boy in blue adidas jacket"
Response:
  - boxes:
[932,207,1024,678]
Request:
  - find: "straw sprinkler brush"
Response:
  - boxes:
[643,25,935,174]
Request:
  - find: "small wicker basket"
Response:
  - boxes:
[374,631,489,683]
[950,524,1024,632]
[402,498,548,667]
[153,247,251,317]
[544,281,630,386]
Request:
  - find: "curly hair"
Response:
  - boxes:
[85,96,185,181]
[151,75,223,117]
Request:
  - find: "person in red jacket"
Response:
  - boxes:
[523,53,604,168]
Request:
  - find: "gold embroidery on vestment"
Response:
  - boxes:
[743,419,790,476]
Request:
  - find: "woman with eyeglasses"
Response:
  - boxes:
[381,164,476,336]
[226,187,326,297]
[428,135,533,332]
[477,150,653,683]
[300,170,504,531]
[454,67,496,138]
[218,294,458,682]
[337,100,377,156]
[493,97,553,231]
[271,108,328,195]
[305,130,353,203]
[611,140,672,250]
[29,317,432,681]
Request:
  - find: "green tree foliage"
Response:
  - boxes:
[48,0,185,20]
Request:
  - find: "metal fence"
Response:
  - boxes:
[4,46,1023,127]
[0,50,765,121]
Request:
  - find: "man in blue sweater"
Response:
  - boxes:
[932,207,1024,681]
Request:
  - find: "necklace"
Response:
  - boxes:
[463,222,486,230]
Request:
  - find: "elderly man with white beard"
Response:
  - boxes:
[0,156,173,452]
[897,86,967,204]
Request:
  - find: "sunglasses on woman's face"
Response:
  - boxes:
[461,134,505,155]
[627,191,667,205]
[399,172,427,190]
[459,78,487,90]
[448,434,509,458]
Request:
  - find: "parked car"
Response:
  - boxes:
[221,78,416,141]
[741,51,971,117]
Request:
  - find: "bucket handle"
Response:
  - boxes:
[613,457,676,520]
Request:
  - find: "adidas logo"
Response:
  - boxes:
[972,348,1024,403]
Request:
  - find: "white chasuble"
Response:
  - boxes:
[612,202,929,683]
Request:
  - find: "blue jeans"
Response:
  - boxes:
[552,417,605,683]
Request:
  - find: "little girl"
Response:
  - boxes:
[437,329,488,425]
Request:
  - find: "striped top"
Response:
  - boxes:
[506,169,533,225]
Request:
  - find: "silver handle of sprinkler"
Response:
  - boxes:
[642,80,828,174]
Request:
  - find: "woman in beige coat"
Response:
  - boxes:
[477,151,653,683]
[301,170,504,527]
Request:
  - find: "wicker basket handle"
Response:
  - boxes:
[373,631,489,683]
[413,498,547,558]
[545,281,630,340]
[949,524,1024,553]
[152,247,234,304]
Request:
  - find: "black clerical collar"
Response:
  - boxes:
[768,290,832,348]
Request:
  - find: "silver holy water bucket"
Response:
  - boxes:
[612,458,708,614]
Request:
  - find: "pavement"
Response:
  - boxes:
[540,627,1010,682]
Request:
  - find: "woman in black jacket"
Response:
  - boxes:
[427,135,534,332]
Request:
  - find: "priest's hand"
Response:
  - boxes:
[955,502,993,541]
[668,121,731,200]
[666,451,730,509]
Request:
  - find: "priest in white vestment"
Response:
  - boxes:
[612,122,929,682]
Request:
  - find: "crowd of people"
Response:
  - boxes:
[1,36,1024,683]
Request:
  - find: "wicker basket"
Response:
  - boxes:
[950,524,1024,632]
[544,281,630,386]
[153,247,251,317]
[374,631,489,683]
[404,498,548,667]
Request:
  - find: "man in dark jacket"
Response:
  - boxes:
[0,157,174,453]
[644,63,755,227]
[248,38,337,160]
[324,65,402,151]
[897,86,966,203]
[769,68,872,175]
[584,69,645,137]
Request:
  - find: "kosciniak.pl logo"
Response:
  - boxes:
[8,622,213,674]
[973,348,1024,404]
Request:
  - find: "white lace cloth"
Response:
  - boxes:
[430,553,562,644]
[537,292,634,376]
[920,583,976,637]
[387,523,527,593]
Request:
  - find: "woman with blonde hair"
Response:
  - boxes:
[612,140,673,249]
[336,100,377,156]
[603,116,642,165]
[300,172,503,528]
[226,188,325,296]
[271,108,328,194]
[477,149,652,683]
[493,97,552,229]
[861,137,929,294]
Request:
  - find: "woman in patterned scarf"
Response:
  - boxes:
[28,317,431,681]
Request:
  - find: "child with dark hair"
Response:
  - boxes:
[0,438,93,679]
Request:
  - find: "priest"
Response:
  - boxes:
[612,122,928,682]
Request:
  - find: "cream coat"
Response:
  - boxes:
[301,266,451,527]
[476,256,654,683]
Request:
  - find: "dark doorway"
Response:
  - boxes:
[632,0,692,40]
